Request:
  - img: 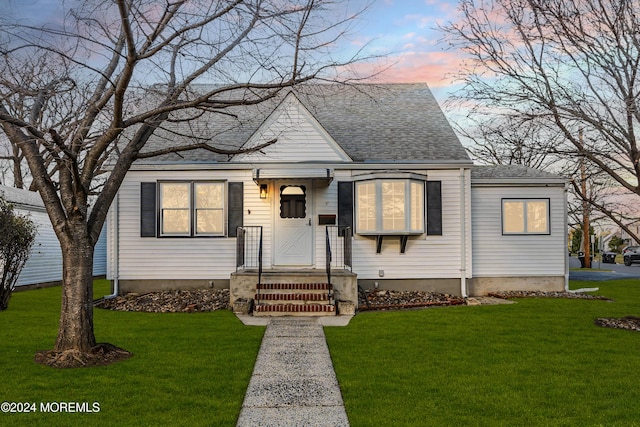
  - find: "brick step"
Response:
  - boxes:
[255,293,332,302]
[253,303,336,317]
[256,283,331,291]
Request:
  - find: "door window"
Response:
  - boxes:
[280,185,306,218]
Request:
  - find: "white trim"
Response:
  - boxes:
[253,168,333,184]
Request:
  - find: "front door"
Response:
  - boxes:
[274,181,313,266]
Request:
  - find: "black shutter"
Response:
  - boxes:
[427,181,442,236]
[337,181,354,231]
[140,182,157,237]
[228,182,243,237]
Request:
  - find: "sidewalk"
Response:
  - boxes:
[236,318,349,427]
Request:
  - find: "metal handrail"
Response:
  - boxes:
[325,225,353,304]
[325,227,332,301]
[236,226,263,298]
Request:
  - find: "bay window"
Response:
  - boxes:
[355,179,425,234]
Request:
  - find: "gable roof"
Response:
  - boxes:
[137,83,470,164]
[232,92,352,163]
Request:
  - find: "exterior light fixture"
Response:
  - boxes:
[259,184,268,199]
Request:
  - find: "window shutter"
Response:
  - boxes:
[338,181,354,231]
[227,182,243,237]
[140,182,157,237]
[427,181,442,236]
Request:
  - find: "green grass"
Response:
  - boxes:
[5,280,640,426]
[325,280,640,426]
[0,280,264,426]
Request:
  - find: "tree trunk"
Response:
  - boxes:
[34,216,131,368]
[55,218,97,352]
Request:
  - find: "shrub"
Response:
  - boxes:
[0,198,36,310]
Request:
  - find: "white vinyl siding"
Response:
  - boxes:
[233,96,351,163]
[110,168,472,282]
[11,203,107,286]
[472,185,565,277]
[113,170,258,281]
[350,169,471,280]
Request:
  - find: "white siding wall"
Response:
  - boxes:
[471,184,566,276]
[111,167,473,282]
[16,207,107,286]
[349,169,471,280]
[114,169,264,280]
[234,98,349,163]
[16,207,63,286]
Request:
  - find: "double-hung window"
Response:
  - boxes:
[502,199,549,235]
[355,179,425,234]
[159,181,224,236]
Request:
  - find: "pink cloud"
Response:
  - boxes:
[350,51,464,88]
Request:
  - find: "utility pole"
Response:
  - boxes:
[580,129,591,268]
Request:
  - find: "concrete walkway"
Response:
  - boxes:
[236,318,349,427]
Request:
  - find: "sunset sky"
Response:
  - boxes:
[5,0,465,102]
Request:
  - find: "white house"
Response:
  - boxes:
[106,83,568,315]
[0,185,106,288]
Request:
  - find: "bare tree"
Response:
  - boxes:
[0,0,374,368]
[441,0,640,243]
[456,112,562,170]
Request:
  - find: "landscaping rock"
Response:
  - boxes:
[595,316,640,332]
[358,289,465,311]
[96,289,230,313]
[488,291,610,300]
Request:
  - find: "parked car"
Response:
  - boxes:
[601,252,617,264]
[623,246,640,266]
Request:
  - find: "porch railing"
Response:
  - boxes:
[325,226,352,301]
[236,226,263,289]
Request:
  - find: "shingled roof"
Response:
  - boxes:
[0,185,44,209]
[138,83,470,164]
[471,165,566,183]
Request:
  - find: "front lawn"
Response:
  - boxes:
[0,280,264,427]
[325,280,640,426]
[4,279,640,426]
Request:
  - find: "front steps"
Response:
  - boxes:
[253,282,336,316]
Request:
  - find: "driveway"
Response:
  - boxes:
[569,255,640,281]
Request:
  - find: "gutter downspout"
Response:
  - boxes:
[104,192,119,299]
[460,168,468,298]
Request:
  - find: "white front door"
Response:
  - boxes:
[274,181,314,266]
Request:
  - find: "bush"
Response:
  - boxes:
[608,235,625,253]
[0,198,36,310]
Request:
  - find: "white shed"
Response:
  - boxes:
[0,185,107,288]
